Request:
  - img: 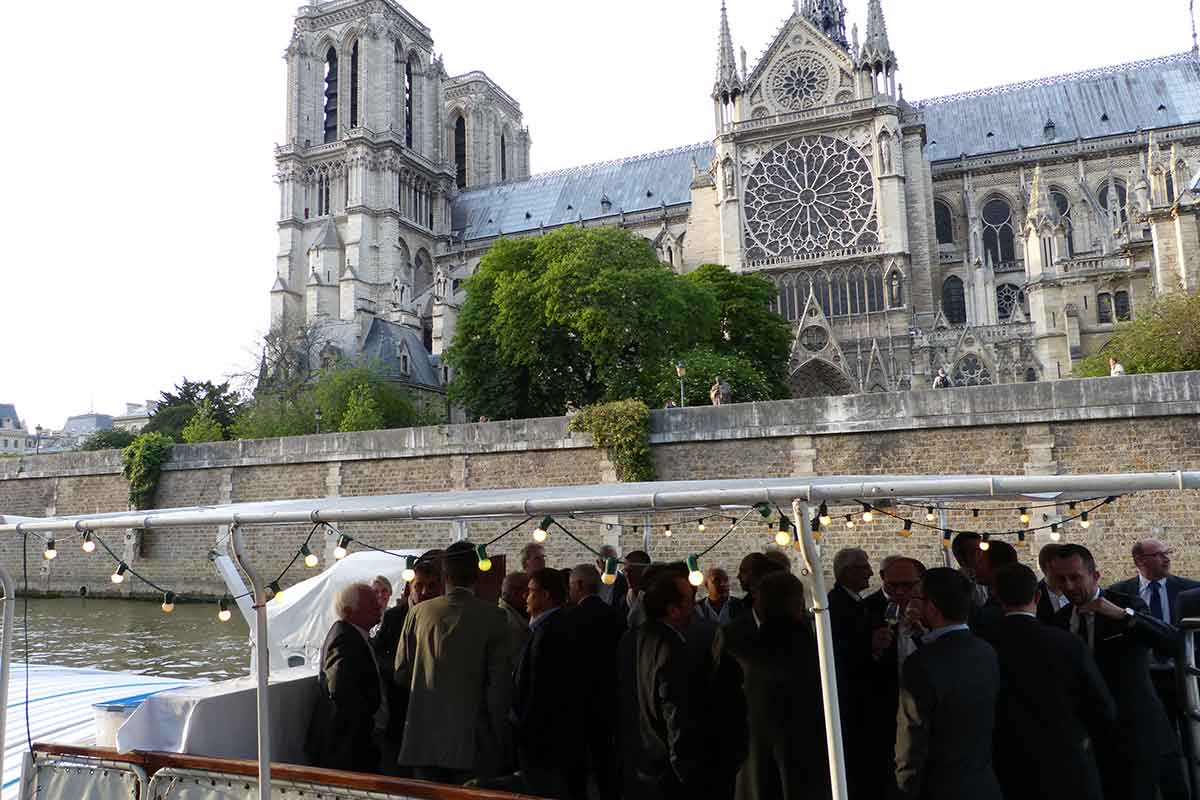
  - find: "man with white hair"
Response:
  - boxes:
[305,581,384,773]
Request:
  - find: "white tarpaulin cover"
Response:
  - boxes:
[264,549,423,671]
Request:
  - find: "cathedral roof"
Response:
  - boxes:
[918,51,1200,162]
[452,142,714,241]
[317,318,441,390]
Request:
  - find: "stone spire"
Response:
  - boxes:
[712,0,743,101]
[858,0,896,72]
[1026,165,1058,227]
[801,0,849,50]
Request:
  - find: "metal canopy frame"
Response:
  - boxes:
[3,469,1199,800]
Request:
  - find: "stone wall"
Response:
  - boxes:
[2,372,1199,600]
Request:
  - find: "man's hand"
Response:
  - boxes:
[904,605,927,636]
[871,626,895,659]
[1080,596,1128,622]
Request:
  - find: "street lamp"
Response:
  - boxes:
[314,408,323,434]
[34,425,43,455]
[675,362,686,408]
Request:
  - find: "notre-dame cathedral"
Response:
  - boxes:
[271,0,1200,404]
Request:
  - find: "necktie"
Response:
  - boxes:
[1076,614,1089,647]
[1150,581,1165,623]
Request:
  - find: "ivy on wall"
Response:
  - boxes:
[121,433,174,510]
[569,400,654,483]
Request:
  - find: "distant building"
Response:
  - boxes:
[113,401,159,434]
[0,405,33,455]
[59,414,115,449]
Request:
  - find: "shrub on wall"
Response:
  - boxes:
[568,399,654,483]
[120,432,174,510]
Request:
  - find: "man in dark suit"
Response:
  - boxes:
[989,563,1117,800]
[566,563,626,800]
[826,547,871,796]
[1109,538,1199,800]
[859,555,925,798]
[509,567,577,798]
[372,556,442,775]
[306,581,384,773]
[969,540,1018,642]
[595,545,629,606]
[895,567,1002,800]
[1051,543,1181,800]
[1036,543,1068,622]
[618,566,708,800]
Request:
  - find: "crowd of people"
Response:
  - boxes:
[303,533,1200,800]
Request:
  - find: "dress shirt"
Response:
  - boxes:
[1069,587,1102,651]
[529,606,561,631]
[1137,575,1170,624]
[1004,611,1037,619]
[896,619,919,675]
[696,597,735,625]
[1046,589,1070,612]
[920,622,969,645]
[598,580,616,605]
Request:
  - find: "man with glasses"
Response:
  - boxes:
[1110,539,1198,800]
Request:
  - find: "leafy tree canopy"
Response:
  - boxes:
[446,227,795,420]
[79,429,138,452]
[144,378,241,441]
[1074,291,1200,377]
[181,400,225,444]
[339,383,385,432]
[652,346,774,408]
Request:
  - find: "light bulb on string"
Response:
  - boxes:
[686,555,704,587]
[818,503,831,528]
[402,556,417,583]
[942,530,952,549]
[111,562,128,584]
[476,545,493,572]
[845,514,855,530]
[979,534,991,552]
[81,532,96,553]
[861,504,874,524]
[664,524,673,538]
[926,507,936,522]
[333,534,351,560]
[266,580,282,601]
[697,519,706,533]
[161,591,176,613]
[43,538,57,561]
[1019,508,1030,525]
[217,598,233,622]
[900,519,913,538]
[601,557,618,586]
[533,516,553,544]
[1079,512,1090,529]
[302,544,319,568]
[1049,523,1061,542]
[1017,531,1027,547]
[775,525,792,548]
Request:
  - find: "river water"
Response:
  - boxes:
[3,597,250,681]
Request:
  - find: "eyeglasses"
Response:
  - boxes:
[883,580,919,592]
[1142,550,1174,559]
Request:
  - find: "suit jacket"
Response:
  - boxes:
[499,598,531,659]
[373,603,409,737]
[1178,585,1200,624]
[1036,579,1061,623]
[827,584,866,670]
[1108,574,1200,624]
[714,616,830,800]
[511,608,579,769]
[1052,589,1180,800]
[969,595,1005,642]
[859,589,908,795]
[394,587,513,774]
[895,629,1002,800]
[567,595,626,719]
[305,620,381,772]
[618,619,707,800]
[990,614,1117,800]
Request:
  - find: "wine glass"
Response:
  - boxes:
[885,601,901,630]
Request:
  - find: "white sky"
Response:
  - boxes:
[3,0,1189,430]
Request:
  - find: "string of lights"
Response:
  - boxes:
[888,495,1112,514]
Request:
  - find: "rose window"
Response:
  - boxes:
[952,355,992,387]
[800,326,829,353]
[768,54,831,111]
[996,283,1026,321]
[743,135,878,261]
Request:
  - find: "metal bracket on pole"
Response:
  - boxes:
[229,526,272,800]
[794,499,849,800]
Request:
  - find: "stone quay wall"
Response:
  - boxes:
[2,372,1199,601]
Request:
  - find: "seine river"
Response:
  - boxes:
[4,597,250,681]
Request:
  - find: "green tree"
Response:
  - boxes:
[339,383,385,432]
[312,365,426,431]
[181,400,225,444]
[447,226,719,419]
[653,346,774,407]
[79,429,138,452]
[1073,291,1200,377]
[143,379,241,441]
[230,393,319,440]
[685,264,793,396]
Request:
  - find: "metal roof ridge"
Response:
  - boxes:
[915,50,1198,107]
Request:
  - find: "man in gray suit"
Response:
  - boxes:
[895,567,1002,800]
[394,541,513,785]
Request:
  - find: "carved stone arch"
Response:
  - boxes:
[863,339,891,391]
[950,351,993,387]
[413,247,434,296]
[790,358,856,398]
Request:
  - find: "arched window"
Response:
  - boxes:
[995,283,1026,321]
[831,270,849,317]
[848,267,865,315]
[1167,173,1176,203]
[454,116,467,189]
[867,267,884,312]
[317,172,331,216]
[1114,290,1131,321]
[1025,367,1038,383]
[1050,188,1074,257]
[795,272,811,313]
[349,41,360,128]
[953,354,992,386]
[500,134,508,182]
[887,270,904,308]
[323,47,339,144]
[813,272,832,318]
[779,277,796,321]
[934,200,954,245]
[981,197,1015,268]
[1097,292,1113,324]
[942,275,966,324]
[404,57,415,148]
[666,245,673,267]
[1098,179,1128,223]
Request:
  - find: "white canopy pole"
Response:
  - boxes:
[794,499,849,800]
[0,562,14,786]
[229,526,271,800]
